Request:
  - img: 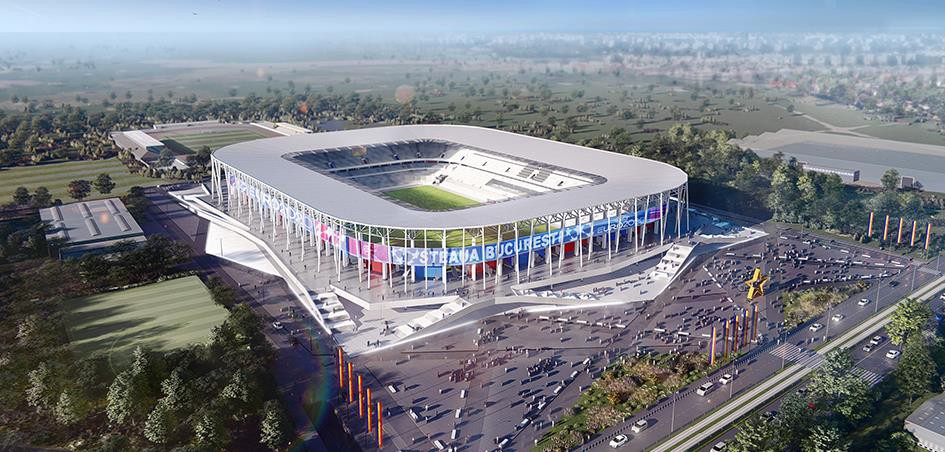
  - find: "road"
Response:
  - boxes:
[650,275,945,452]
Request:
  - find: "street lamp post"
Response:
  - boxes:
[670,391,678,431]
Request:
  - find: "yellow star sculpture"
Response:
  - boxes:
[745,268,769,301]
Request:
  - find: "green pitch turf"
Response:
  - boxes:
[0,158,166,203]
[162,129,266,154]
[62,276,227,364]
[384,185,481,211]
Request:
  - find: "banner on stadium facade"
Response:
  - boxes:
[229,175,664,266]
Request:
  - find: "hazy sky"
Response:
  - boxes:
[1,0,944,33]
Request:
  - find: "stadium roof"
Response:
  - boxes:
[213,125,687,229]
[905,393,945,450]
[123,130,165,149]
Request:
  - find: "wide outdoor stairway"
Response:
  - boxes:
[651,244,695,280]
[394,299,469,339]
[314,291,356,332]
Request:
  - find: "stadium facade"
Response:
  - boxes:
[210,125,688,300]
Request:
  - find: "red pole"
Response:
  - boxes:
[367,388,373,433]
[337,348,344,390]
[751,304,759,342]
[868,211,874,237]
[358,374,364,418]
[927,223,933,250]
[732,315,739,354]
[348,362,354,402]
[722,318,729,359]
[709,325,717,366]
[741,309,749,347]
[377,401,383,447]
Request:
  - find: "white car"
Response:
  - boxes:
[862,344,874,353]
[710,441,728,452]
[697,382,715,396]
[631,418,649,433]
[886,349,901,359]
[832,314,845,322]
[858,298,871,306]
[809,323,824,332]
[272,321,284,330]
[719,373,734,385]
[870,335,883,346]
[609,434,629,448]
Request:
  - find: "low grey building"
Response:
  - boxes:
[905,393,945,451]
[39,198,146,259]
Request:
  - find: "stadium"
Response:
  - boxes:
[209,125,689,305]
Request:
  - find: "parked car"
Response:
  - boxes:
[609,434,629,448]
[886,349,901,359]
[719,373,734,385]
[697,382,715,396]
[631,418,649,433]
[862,344,873,353]
[809,323,824,332]
[710,441,728,452]
[870,335,883,346]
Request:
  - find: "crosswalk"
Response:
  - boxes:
[769,344,824,369]
[770,344,885,386]
[851,367,885,387]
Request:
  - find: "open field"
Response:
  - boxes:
[384,185,481,211]
[161,129,267,154]
[62,276,227,363]
[0,158,166,202]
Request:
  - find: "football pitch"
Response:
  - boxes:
[161,129,266,154]
[0,158,165,202]
[62,276,227,363]
[384,185,480,211]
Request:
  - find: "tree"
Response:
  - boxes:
[25,362,56,413]
[806,349,871,423]
[801,424,849,452]
[887,298,932,345]
[53,389,83,426]
[13,186,31,205]
[93,173,116,194]
[896,334,936,402]
[194,408,227,449]
[157,148,176,168]
[143,401,172,444]
[728,415,779,451]
[33,186,52,207]
[881,168,901,191]
[259,399,291,450]
[107,346,162,425]
[67,179,92,201]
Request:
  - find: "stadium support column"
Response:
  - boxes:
[546,216,553,277]
[385,228,392,287]
[659,192,665,246]
[514,224,521,285]
[614,203,623,256]
[606,208,612,262]
[558,216,565,272]
[495,224,503,287]
[441,229,448,295]
[633,198,639,254]
[527,219,535,279]
[461,229,467,286]
[356,230,364,284]
[335,220,342,283]
[481,227,487,290]
[685,183,690,233]
[404,232,411,294]
[641,194,650,247]
[586,208,595,265]
[315,213,322,273]
[676,187,682,239]
[423,230,429,293]
[577,212,584,269]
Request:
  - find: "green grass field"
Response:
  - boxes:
[62,276,227,363]
[0,158,165,203]
[161,129,266,154]
[384,185,480,211]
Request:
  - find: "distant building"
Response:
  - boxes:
[905,393,945,451]
[799,162,860,183]
[110,130,188,170]
[252,120,313,136]
[39,198,146,259]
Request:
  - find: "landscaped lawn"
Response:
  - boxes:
[62,276,227,364]
[384,185,481,211]
[162,129,266,154]
[0,158,163,202]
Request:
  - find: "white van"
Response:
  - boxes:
[697,382,715,396]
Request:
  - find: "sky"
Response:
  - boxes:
[1,0,944,34]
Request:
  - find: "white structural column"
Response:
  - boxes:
[526,220,535,279]
[480,226,486,289]
[514,224,521,285]
[606,208,612,261]
[495,224,503,286]
[557,216,565,272]
[577,212,584,269]
[441,229,447,295]
[546,216,553,277]
[586,207,594,264]
[461,228,467,286]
